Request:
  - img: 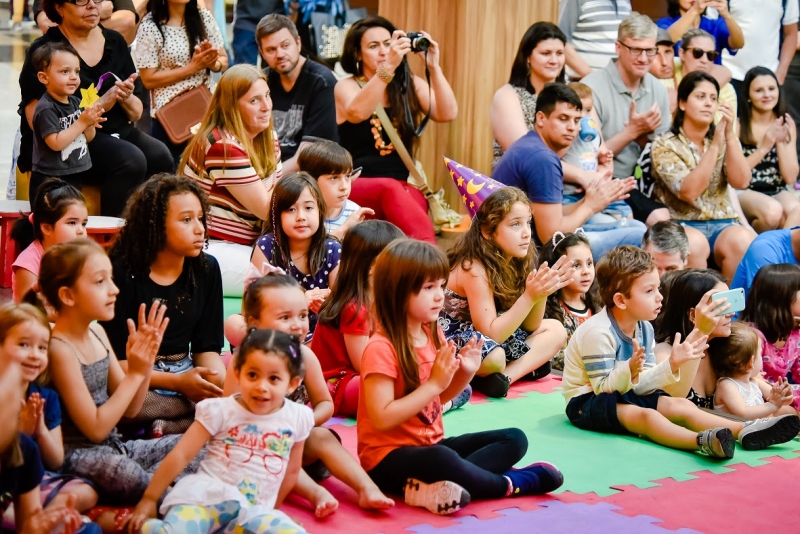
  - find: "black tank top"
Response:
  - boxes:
[338,113,409,181]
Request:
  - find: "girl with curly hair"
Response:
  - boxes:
[99,173,225,437]
[438,187,573,398]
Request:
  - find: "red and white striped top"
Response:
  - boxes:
[183,127,281,245]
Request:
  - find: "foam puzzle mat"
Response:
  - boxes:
[281,375,800,534]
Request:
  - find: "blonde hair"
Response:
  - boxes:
[568,81,593,101]
[180,65,278,179]
[0,302,51,384]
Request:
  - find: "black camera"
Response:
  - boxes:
[406,32,430,53]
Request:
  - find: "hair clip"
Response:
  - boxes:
[574,227,587,237]
[288,345,298,359]
[552,231,566,248]
[28,213,34,224]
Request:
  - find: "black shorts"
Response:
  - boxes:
[626,189,665,224]
[566,389,669,435]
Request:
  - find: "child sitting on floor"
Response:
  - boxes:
[710,322,797,418]
[740,263,800,412]
[125,329,313,533]
[10,178,87,303]
[251,172,342,341]
[541,230,601,371]
[29,41,104,199]
[562,245,800,459]
[439,187,573,398]
[0,302,99,532]
[360,239,564,515]
[297,139,373,239]
[223,274,394,517]
[311,220,405,416]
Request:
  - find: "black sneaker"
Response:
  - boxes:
[404,479,470,515]
[738,414,800,450]
[470,372,510,398]
[504,462,564,496]
[529,361,552,381]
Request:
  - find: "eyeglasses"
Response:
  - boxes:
[617,41,657,58]
[685,48,719,62]
[66,0,103,6]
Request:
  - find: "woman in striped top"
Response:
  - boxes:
[181,64,282,296]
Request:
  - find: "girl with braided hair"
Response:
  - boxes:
[99,173,225,437]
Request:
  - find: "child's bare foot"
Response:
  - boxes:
[309,485,339,518]
[358,484,395,510]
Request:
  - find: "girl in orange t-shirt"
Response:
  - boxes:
[311,220,404,416]
[358,239,565,516]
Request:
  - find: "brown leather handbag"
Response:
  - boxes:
[156,83,212,144]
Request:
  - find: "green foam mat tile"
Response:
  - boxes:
[443,390,800,496]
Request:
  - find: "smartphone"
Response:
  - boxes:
[711,288,745,314]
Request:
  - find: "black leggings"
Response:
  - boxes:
[30,129,174,216]
[367,428,527,500]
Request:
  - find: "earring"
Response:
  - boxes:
[357,60,361,73]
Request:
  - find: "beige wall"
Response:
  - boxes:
[378,0,559,211]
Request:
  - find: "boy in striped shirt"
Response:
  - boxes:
[562,246,800,458]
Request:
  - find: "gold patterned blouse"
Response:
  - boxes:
[651,130,739,221]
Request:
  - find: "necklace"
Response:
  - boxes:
[369,113,395,156]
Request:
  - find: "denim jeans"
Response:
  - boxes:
[232,27,258,65]
[584,221,647,259]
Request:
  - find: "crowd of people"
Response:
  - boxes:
[5,0,800,532]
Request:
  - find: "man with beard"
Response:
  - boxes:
[257,14,338,172]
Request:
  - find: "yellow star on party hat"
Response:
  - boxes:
[444,157,505,218]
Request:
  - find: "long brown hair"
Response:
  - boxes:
[372,239,449,395]
[179,65,278,179]
[740,263,800,343]
[264,172,328,276]
[447,187,536,311]
[340,16,424,155]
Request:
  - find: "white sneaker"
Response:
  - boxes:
[738,414,800,450]
[404,479,470,515]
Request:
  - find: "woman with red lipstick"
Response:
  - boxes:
[651,71,754,283]
[335,16,457,244]
[100,174,225,438]
[737,67,800,233]
[491,22,566,170]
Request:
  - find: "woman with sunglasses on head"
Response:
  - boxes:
[675,29,737,122]
[18,0,174,217]
[736,66,800,233]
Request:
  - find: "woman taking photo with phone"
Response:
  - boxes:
[334,15,458,244]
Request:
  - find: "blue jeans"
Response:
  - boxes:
[232,27,258,65]
[584,222,647,259]
[677,219,737,252]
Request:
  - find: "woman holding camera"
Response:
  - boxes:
[335,15,457,244]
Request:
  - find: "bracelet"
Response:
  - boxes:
[212,60,221,73]
[376,66,395,84]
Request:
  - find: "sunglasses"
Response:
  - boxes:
[686,48,719,62]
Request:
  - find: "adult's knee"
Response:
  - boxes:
[684,226,710,265]
[645,208,671,226]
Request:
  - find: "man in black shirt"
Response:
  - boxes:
[257,14,338,172]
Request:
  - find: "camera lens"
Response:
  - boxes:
[407,32,431,53]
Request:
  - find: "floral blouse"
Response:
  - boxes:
[651,130,739,221]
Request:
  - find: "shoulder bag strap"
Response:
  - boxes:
[354,78,427,190]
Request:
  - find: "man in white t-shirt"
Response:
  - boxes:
[723,0,798,89]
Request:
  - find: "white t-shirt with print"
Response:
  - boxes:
[159,395,314,513]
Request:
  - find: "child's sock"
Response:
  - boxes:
[696,428,735,459]
[443,385,472,413]
[503,462,564,497]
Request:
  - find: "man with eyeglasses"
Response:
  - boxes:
[583,12,670,227]
[32,0,140,44]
